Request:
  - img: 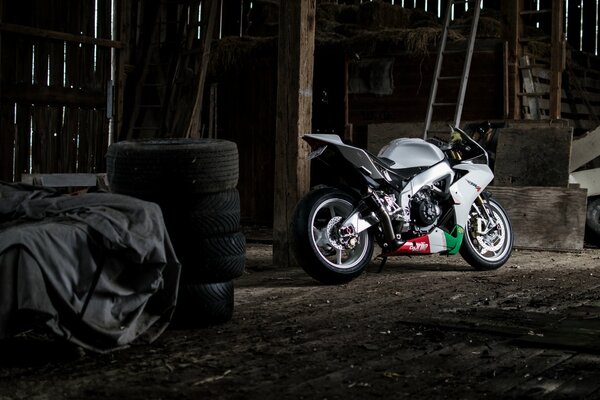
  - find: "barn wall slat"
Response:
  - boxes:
[567,0,581,51]
[217,59,277,225]
[31,106,45,173]
[427,0,439,18]
[1,0,113,180]
[1,2,16,181]
[538,0,552,36]
[0,105,15,181]
[598,1,600,58]
[76,109,88,173]
[63,108,78,173]
[13,35,33,181]
[582,0,597,54]
[15,104,31,182]
[403,0,415,9]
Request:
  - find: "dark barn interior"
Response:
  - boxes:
[3,0,600,398]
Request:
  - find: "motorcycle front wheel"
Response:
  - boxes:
[460,197,513,270]
[291,187,374,284]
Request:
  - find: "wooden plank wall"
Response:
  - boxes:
[521,57,600,133]
[349,41,505,125]
[0,0,113,182]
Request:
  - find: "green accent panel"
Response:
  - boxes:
[444,225,464,255]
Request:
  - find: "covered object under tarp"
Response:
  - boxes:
[0,183,181,353]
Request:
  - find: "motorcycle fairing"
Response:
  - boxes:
[449,163,494,227]
[340,160,455,236]
[381,225,465,256]
[304,134,386,180]
[398,161,455,221]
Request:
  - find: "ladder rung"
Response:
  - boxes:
[443,49,467,55]
[518,92,549,97]
[518,63,548,70]
[433,102,457,107]
[520,9,551,16]
[519,37,550,43]
[438,75,462,81]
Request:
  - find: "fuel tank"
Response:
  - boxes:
[377,138,445,169]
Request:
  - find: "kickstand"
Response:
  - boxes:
[377,256,387,273]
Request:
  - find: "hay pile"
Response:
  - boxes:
[315,1,449,56]
[209,0,510,73]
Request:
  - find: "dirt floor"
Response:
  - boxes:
[2,238,600,399]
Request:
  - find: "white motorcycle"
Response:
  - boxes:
[291,125,513,284]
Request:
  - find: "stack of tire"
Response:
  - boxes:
[106,138,245,328]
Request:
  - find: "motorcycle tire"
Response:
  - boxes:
[291,187,374,285]
[170,281,234,329]
[106,138,239,196]
[585,197,600,240]
[460,197,513,270]
[160,189,241,237]
[176,232,246,283]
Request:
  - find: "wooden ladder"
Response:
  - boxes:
[126,0,215,140]
[423,0,481,139]
[126,4,170,139]
[516,3,563,121]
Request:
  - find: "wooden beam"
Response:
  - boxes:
[549,0,563,120]
[0,22,124,49]
[1,84,105,108]
[502,0,522,120]
[273,0,316,268]
[113,0,128,143]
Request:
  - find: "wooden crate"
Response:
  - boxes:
[490,186,587,251]
[493,125,573,187]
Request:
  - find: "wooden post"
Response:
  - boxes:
[549,0,563,120]
[502,0,522,120]
[114,0,128,143]
[273,0,316,268]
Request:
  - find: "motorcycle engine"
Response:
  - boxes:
[410,187,441,233]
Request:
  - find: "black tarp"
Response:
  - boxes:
[0,183,181,353]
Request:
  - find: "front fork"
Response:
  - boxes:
[470,194,496,235]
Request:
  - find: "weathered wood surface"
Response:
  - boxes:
[1,0,113,181]
[493,126,573,187]
[490,186,587,251]
[20,173,106,188]
[273,0,316,267]
[549,0,564,120]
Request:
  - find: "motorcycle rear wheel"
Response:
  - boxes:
[460,197,513,270]
[291,187,374,284]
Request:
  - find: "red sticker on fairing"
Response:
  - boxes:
[397,236,431,254]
